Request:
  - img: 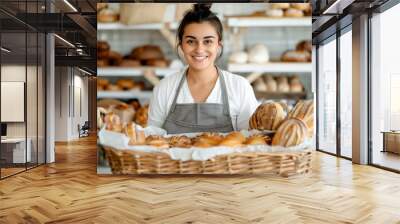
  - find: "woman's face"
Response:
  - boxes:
[181,22,221,71]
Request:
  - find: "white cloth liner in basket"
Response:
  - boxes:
[98,125,313,161]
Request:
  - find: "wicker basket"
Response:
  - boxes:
[103,146,313,177]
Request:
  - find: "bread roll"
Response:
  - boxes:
[219,131,246,147]
[168,136,192,148]
[271,3,290,9]
[145,135,169,148]
[288,100,314,137]
[130,45,164,61]
[249,102,286,131]
[116,79,135,90]
[97,59,108,67]
[264,76,277,92]
[281,50,311,62]
[277,79,290,93]
[296,40,312,53]
[144,58,169,67]
[97,41,110,52]
[97,78,109,88]
[229,51,248,64]
[98,8,119,23]
[104,113,123,132]
[245,135,268,145]
[248,44,269,64]
[290,82,303,93]
[108,51,123,66]
[254,77,268,92]
[290,3,311,11]
[272,118,308,147]
[106,84,122,91]
[120,59,141,67]
[284,8,304,17]
[265,9,284,17]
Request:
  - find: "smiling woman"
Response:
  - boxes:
[148,3,259,134]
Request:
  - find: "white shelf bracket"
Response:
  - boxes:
[246,72,263,84]
[143,69,160,86]
[160,24,176,49]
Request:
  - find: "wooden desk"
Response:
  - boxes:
[382,131,400,154]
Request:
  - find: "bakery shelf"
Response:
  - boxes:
[255,91,307,100]
[97,67,180,77]
[97,90,153,99]
[227,17,312,27]
[98,22,178,30]
[228,62,312,73]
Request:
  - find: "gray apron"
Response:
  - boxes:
[162,68,234,134]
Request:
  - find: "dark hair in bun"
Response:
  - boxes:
[176,3,224,57]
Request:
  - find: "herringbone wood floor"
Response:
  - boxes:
[1,136,400,224]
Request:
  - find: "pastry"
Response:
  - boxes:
[270,3,290,9]
[108,51,123,66]
[248,44,269,64]
[97,50,109,59]
[97,59,108,67]
[288,100,314,137]
[168,136,192,148]
[129,99,142,111]
[120,59,141,67]
[97,78,109,88]
[290,3,311,11]
[296,40,312,53]
[97,41,110,52]
[116,79,135,90]
[136,130,146,144]
[98,8,119,23]
[145,135,169,148]
[249,102,286,131]
[290,82,303,93]
[104,113,123,132]
[130,45,164,61]
[245,135,269,145]
[253,77,268,92]
[272,118,308,147]
[219,131,246,147]
[144,58,169,67]
[229,51,248,64]
[265,9,284,17]
[284,8,304,17]
[97,3,108,11]
[134,105,149,127]
[277,78,290,92]
[132,81,145,91]
[106,84,122,91]
[281,50,311,62]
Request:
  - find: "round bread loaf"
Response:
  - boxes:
[288,100,314,137]
[249,102,286,131]
[296,40,312,53]
[272,118,308,147]
[130,45,164,61]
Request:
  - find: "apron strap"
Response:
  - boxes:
[169,69,188,113]
[217,67,231,116]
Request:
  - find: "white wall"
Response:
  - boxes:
[54,67,89,141]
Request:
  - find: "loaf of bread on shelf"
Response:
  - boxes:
[130,45,165,61]
[120,59,141,67]
[144,58,169,67]
[290,3,311,11]
[97,59,109,67]
[284,8,304,17]
[106,84,122,91]
[248,44,269,64]
[281,50,311,62]
[134,104,149,127]
[270,3,290,9]
[98,8,119,23]
[265,9,284,17]
[290,82,303,93]
[296,40,312,53]
[249,102,287,131]
[229,51,248,64]
[253,77,268,92]
[108,51,123,66]
[264,75,278,92]
[277,77,290,92]
[272,118,308,147]
[288,100,314,137]
[116,79,135,90]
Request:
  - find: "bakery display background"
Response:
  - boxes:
[97,3,312,174]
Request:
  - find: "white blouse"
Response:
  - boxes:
[148,69,259,131]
